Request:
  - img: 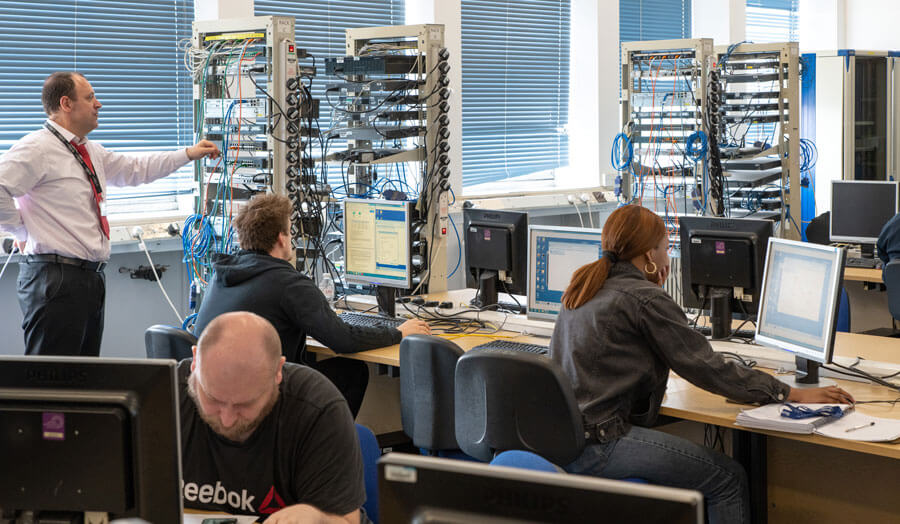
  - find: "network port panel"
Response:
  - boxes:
[185,16,320,298]
[710,42,800,238]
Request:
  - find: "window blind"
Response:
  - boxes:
[255,0,405,190]
[0,0,195,219]
[619,0,691,43]
[746,0,799,43]
[460,0,571,188]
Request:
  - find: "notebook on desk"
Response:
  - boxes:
[736,403,900,441]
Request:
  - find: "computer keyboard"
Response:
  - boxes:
[472,340,549,356]
[339,311,405,330]
[846,257,878,269]
[692,325,756,340]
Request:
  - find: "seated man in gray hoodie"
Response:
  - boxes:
[194,194,429,417]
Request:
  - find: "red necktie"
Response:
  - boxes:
[71,140,110,239]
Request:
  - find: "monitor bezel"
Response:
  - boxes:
[0,356,182,521]
[829,179,900,244]
[754,238,846,364]
[342,198,414,289]
[378,452,704,524]
[526,225,603,321]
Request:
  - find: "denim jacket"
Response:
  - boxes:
[550,262,790,442]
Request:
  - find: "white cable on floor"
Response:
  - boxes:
[136,232,184,325]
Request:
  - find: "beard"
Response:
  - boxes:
[187,373,279,443]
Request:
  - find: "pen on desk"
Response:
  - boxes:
[844,421,876,433]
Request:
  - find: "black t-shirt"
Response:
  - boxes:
[178,360,365,519]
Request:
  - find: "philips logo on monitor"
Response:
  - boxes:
[26,367,89,384]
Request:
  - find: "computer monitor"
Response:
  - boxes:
[679,216,774,339]
[463,208,528,309]
[343,198,414,315]
[378,453,704,524]
[830,180,899,254]
[755,238,846,386]
[0,356,182,522]
[527,225,604,321]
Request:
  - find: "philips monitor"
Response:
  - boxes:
[755,238,846,386]
[0,356,182,523]
[527,225,604,321]
[463,208,528,309]
[679,216,774,340]
[378,453,704,524]
[830,180,899,251]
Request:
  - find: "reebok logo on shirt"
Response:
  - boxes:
[182,480,256,512]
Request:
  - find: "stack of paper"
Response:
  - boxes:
[736,403,851,434]
[736,403,900,442]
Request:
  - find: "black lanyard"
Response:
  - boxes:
[44,122,103,198]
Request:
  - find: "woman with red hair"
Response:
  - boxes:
[551,204,852,524]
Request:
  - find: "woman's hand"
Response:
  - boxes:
[787,385,855,404]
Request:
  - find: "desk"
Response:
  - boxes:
[844,266,883,283]
[311,294,900,523]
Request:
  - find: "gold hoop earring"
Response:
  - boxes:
[644,261,658,275]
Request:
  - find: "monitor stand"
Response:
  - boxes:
[708,286,733,340]
[376,286,397,317]
[472,270,499,309]
[775,356,836,388]
[860,243,875,259]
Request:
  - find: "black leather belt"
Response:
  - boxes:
[25,254,106,272]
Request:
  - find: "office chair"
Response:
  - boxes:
[454,349,585,467]
[490,450,562,473]
[144,324,196,360]
[864,259,900,337]
[804,211,830,245]
[355,424,381,524]
[399,334,465,454]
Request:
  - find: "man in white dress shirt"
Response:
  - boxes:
[0,71,219,356]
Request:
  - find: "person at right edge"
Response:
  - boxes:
[193,194,430,418]
[551,204,854,524]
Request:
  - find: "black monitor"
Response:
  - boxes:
[378,453,704,523]
[463,208,528,309]
[830,180,899,256]
[755,238,846,386]
[0,356,182,522]
[679,216,774,339]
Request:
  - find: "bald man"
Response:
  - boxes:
[180,312,364,523]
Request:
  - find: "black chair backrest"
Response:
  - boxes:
[884,259,900,321]
[399,334,465,451]
[454,349,586,466]
[805,211,830,245]
[144,325,197,361]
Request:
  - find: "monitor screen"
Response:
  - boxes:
[0,356,182,522]
[527,225,603,320]
[343,198,413,289]
[755,238,846,365]
[830,180,899,244]
[378,453,703,524]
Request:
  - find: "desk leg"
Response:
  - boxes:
[375,363,400,377]
[732,429,767,524]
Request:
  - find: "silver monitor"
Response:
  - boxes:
[830,180,899,244]
[527,225,604,321]
[378,453,704,524]
[755,238,846,386]
[343,198,413,289]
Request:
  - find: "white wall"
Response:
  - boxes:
[799,0,845,51]
[692,0,745,45]
[843,0,900,50]
[196,0,252,21]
